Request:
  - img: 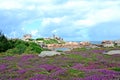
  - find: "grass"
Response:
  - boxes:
[0,47,120,80]
[67,68,85,78]
[67,53,94,63]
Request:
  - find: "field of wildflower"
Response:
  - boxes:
[0,48,120,80]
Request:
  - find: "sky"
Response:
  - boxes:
[0,0,120,41]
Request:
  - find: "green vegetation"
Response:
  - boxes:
[67,54,93,63]
[0,32,43,56]
[36,38,65,44]
[56,50,63,52]
[38,71,50,75]
[36,38,44,41]
[111,67,120,71]
[5,40,43,56]
[28,39,34,41]
[72,47,87,51]
[67,69,85,77]
[43,39,59,44]
[0,32,13,52]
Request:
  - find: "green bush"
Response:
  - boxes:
[111,67,120,71]
[24,42,43,54]
[0,34,43,55]
[16,44,27,54]
[36,38,44,41]
[0,32,12,52]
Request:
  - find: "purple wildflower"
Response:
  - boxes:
[92,50,104,53]
[72,63,84,70]
[17,69,26,74]
[21,54,35,61]
[0,64,7,71]
[51,69,66,76]
[3,56,15,60]
[39,64,61,72]
[30,74,49,80]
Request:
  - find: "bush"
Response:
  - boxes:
[24,42,43,54]
[16,44,27,54]
[111,67,120,71]
[0,32,12,52]
[36,38,44,41]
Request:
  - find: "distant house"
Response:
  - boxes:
[102,40,114,47]
[23,34,32,41]
[114,40,120,46]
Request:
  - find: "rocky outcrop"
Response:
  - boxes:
[103,50,120,55]
[79,41,91,46]
[101,40,114,47]
[38,51,62,57]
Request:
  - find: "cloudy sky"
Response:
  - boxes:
[0,0,120,41]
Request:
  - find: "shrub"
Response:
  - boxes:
[36,38,44,41]
[0,32,12,52]
[111,67,120,71]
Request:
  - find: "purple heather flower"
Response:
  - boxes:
[30,74,49,80]
[3,56,15,60]
[39,64,61,72]
[51,69,66,76]
[17,69,26,74]
[21,54,35,61]
[98,69,120,75]
[92,50,104,53]
[84,74,118,80]
[0,64,7,71]
[72,63,84,70]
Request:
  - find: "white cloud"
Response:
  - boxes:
[41,17,66,26]
[52,29,57,34]
[30,30,38,36]
[1,0,120,41]
[73,1,120,27]
[74,19,95,27]
[0,0,23,9]
[86,6,120,24]
[26,5,36,10]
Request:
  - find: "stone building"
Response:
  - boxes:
[23,34,32,41]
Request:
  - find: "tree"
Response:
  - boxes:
[0,31,11,52]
